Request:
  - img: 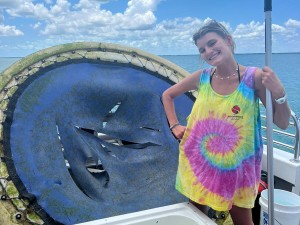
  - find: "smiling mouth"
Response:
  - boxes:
[208,51,221,61]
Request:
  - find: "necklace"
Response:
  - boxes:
[212,63,239,80]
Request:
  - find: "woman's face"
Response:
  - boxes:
[196,32,233,66]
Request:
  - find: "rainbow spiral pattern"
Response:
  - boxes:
[175,67,263,211]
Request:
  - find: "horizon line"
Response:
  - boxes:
[1,52,300,58]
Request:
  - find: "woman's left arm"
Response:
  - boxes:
[255,66,291,130]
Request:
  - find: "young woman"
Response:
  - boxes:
[162,20,291,225]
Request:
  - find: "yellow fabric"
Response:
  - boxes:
[175,67,263,211]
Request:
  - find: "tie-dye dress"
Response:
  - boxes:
[176,67,263,211]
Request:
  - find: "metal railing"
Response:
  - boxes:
[261,109,300,162]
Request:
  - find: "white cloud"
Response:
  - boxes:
[28,0,160,35]
[74,0,110,9]
[234,21,264,40]
[49,0,71,15]
[0,24,24,36]
[32,22,41,29]
[45,0,53,4]
[121,10,156,30]
[0,0,299,55]
[285,19,300,28]
[272,24,286,33]
[5,1,48,18]
[0,0,20,8]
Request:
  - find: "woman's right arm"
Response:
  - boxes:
[162,70,202,139]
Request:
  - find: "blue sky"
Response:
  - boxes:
[0,0,299,57]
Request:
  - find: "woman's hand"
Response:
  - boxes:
[261,66,285,99]
[257,66,291,130]
[171,125,186,140]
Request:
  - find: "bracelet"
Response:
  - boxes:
[170,122,180,130]
[274,88,287,104]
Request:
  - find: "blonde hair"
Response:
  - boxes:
[193,19,235,53]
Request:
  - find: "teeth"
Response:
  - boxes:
[209,55,216,61]
[209,52,220,60]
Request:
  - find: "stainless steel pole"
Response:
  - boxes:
[264,0,275,224]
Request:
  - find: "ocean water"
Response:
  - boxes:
[0,57,21,72]
[0,54,299,116]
